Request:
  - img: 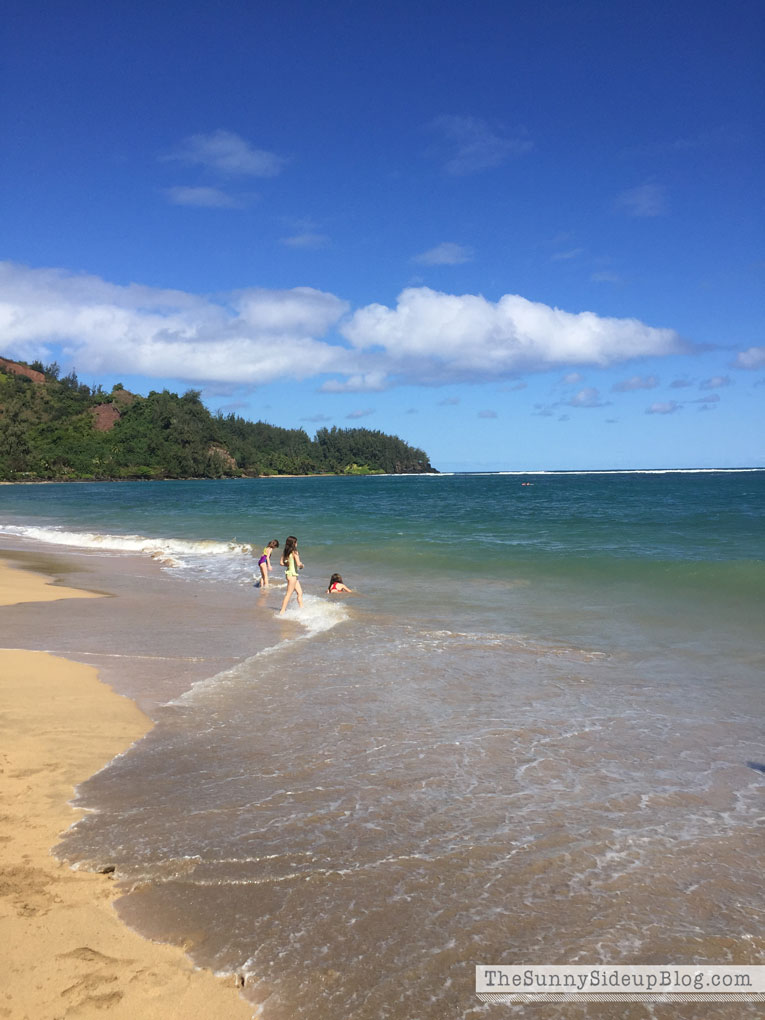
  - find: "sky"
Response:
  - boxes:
[1,0,763,471]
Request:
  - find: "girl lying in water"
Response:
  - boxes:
[327,573,353,594]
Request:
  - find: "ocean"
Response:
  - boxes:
[1,471,763,1019]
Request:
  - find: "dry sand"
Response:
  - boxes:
[0,560,253,1019]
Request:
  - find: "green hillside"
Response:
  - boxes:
[0,358,435,480]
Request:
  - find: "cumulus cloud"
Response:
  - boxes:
[320,372,388,393]
[734,346,765,370]
[413,242,474,266]
[0,264,690,393]
[165,129,287,177]
[646,401,682,415]
[533,386,609,416]
[611,374,659,392]
[165,186,243,208]
[562,372,583,384]
[567,387,608,408]
[430,115,533,175]
[615,182,667,217]
[0,262,348,385]
[700,375,731,389]
[670,377,693,388]
[346,408,374,419]
[341,287,686,387]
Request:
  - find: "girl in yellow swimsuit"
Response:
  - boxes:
[279,535,304,614]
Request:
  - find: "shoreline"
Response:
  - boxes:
[0,558,254,1019]
[0,469,437,484]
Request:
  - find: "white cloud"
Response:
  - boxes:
[0,262,348,385]
[413,242,474,266]
[615,183,667,217]
[301,413,333,422]
[700,375,731,389]
[646,401,682,415]
[341,287,685,386]
[478,409,497,418]
[562,372,583,384]
[165,130,287,177]
[0,265,690,394]
[670,377,693,388]
[430,115,533,175]
[438,396,460,406]
[165,186,243,208]
[734,346,765,370]
[346,408,374,419]
[280,232,330,249]
[320,372,388,393]
[612,374,659,392]
[233,286,346,335]
[567,387,608,408]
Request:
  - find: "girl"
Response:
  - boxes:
[326,573,353,594]
[256,539,279,588]
[279,535,304,614]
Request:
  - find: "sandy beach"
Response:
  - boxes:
[0,559,254,1019]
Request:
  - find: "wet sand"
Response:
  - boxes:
[0,557,255,1019]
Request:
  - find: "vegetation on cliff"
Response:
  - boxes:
[0,359,435,480]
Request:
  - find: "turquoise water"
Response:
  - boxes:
[2,471,764,1019]
[2,471,763,649]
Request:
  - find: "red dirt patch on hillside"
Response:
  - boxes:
[0,357,45,384]
[90,404,121,431]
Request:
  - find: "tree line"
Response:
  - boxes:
[0,360,435,480]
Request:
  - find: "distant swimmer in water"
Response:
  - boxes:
[256,539,279,588]
[326,573,353,594]
[279,535,304,614]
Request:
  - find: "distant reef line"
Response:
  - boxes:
[0,356,437,481]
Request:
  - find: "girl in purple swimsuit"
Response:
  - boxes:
[256,539,279,588]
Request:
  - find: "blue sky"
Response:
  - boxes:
[2,0,763,470]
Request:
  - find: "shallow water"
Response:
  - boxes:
[2,471,763,1018]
